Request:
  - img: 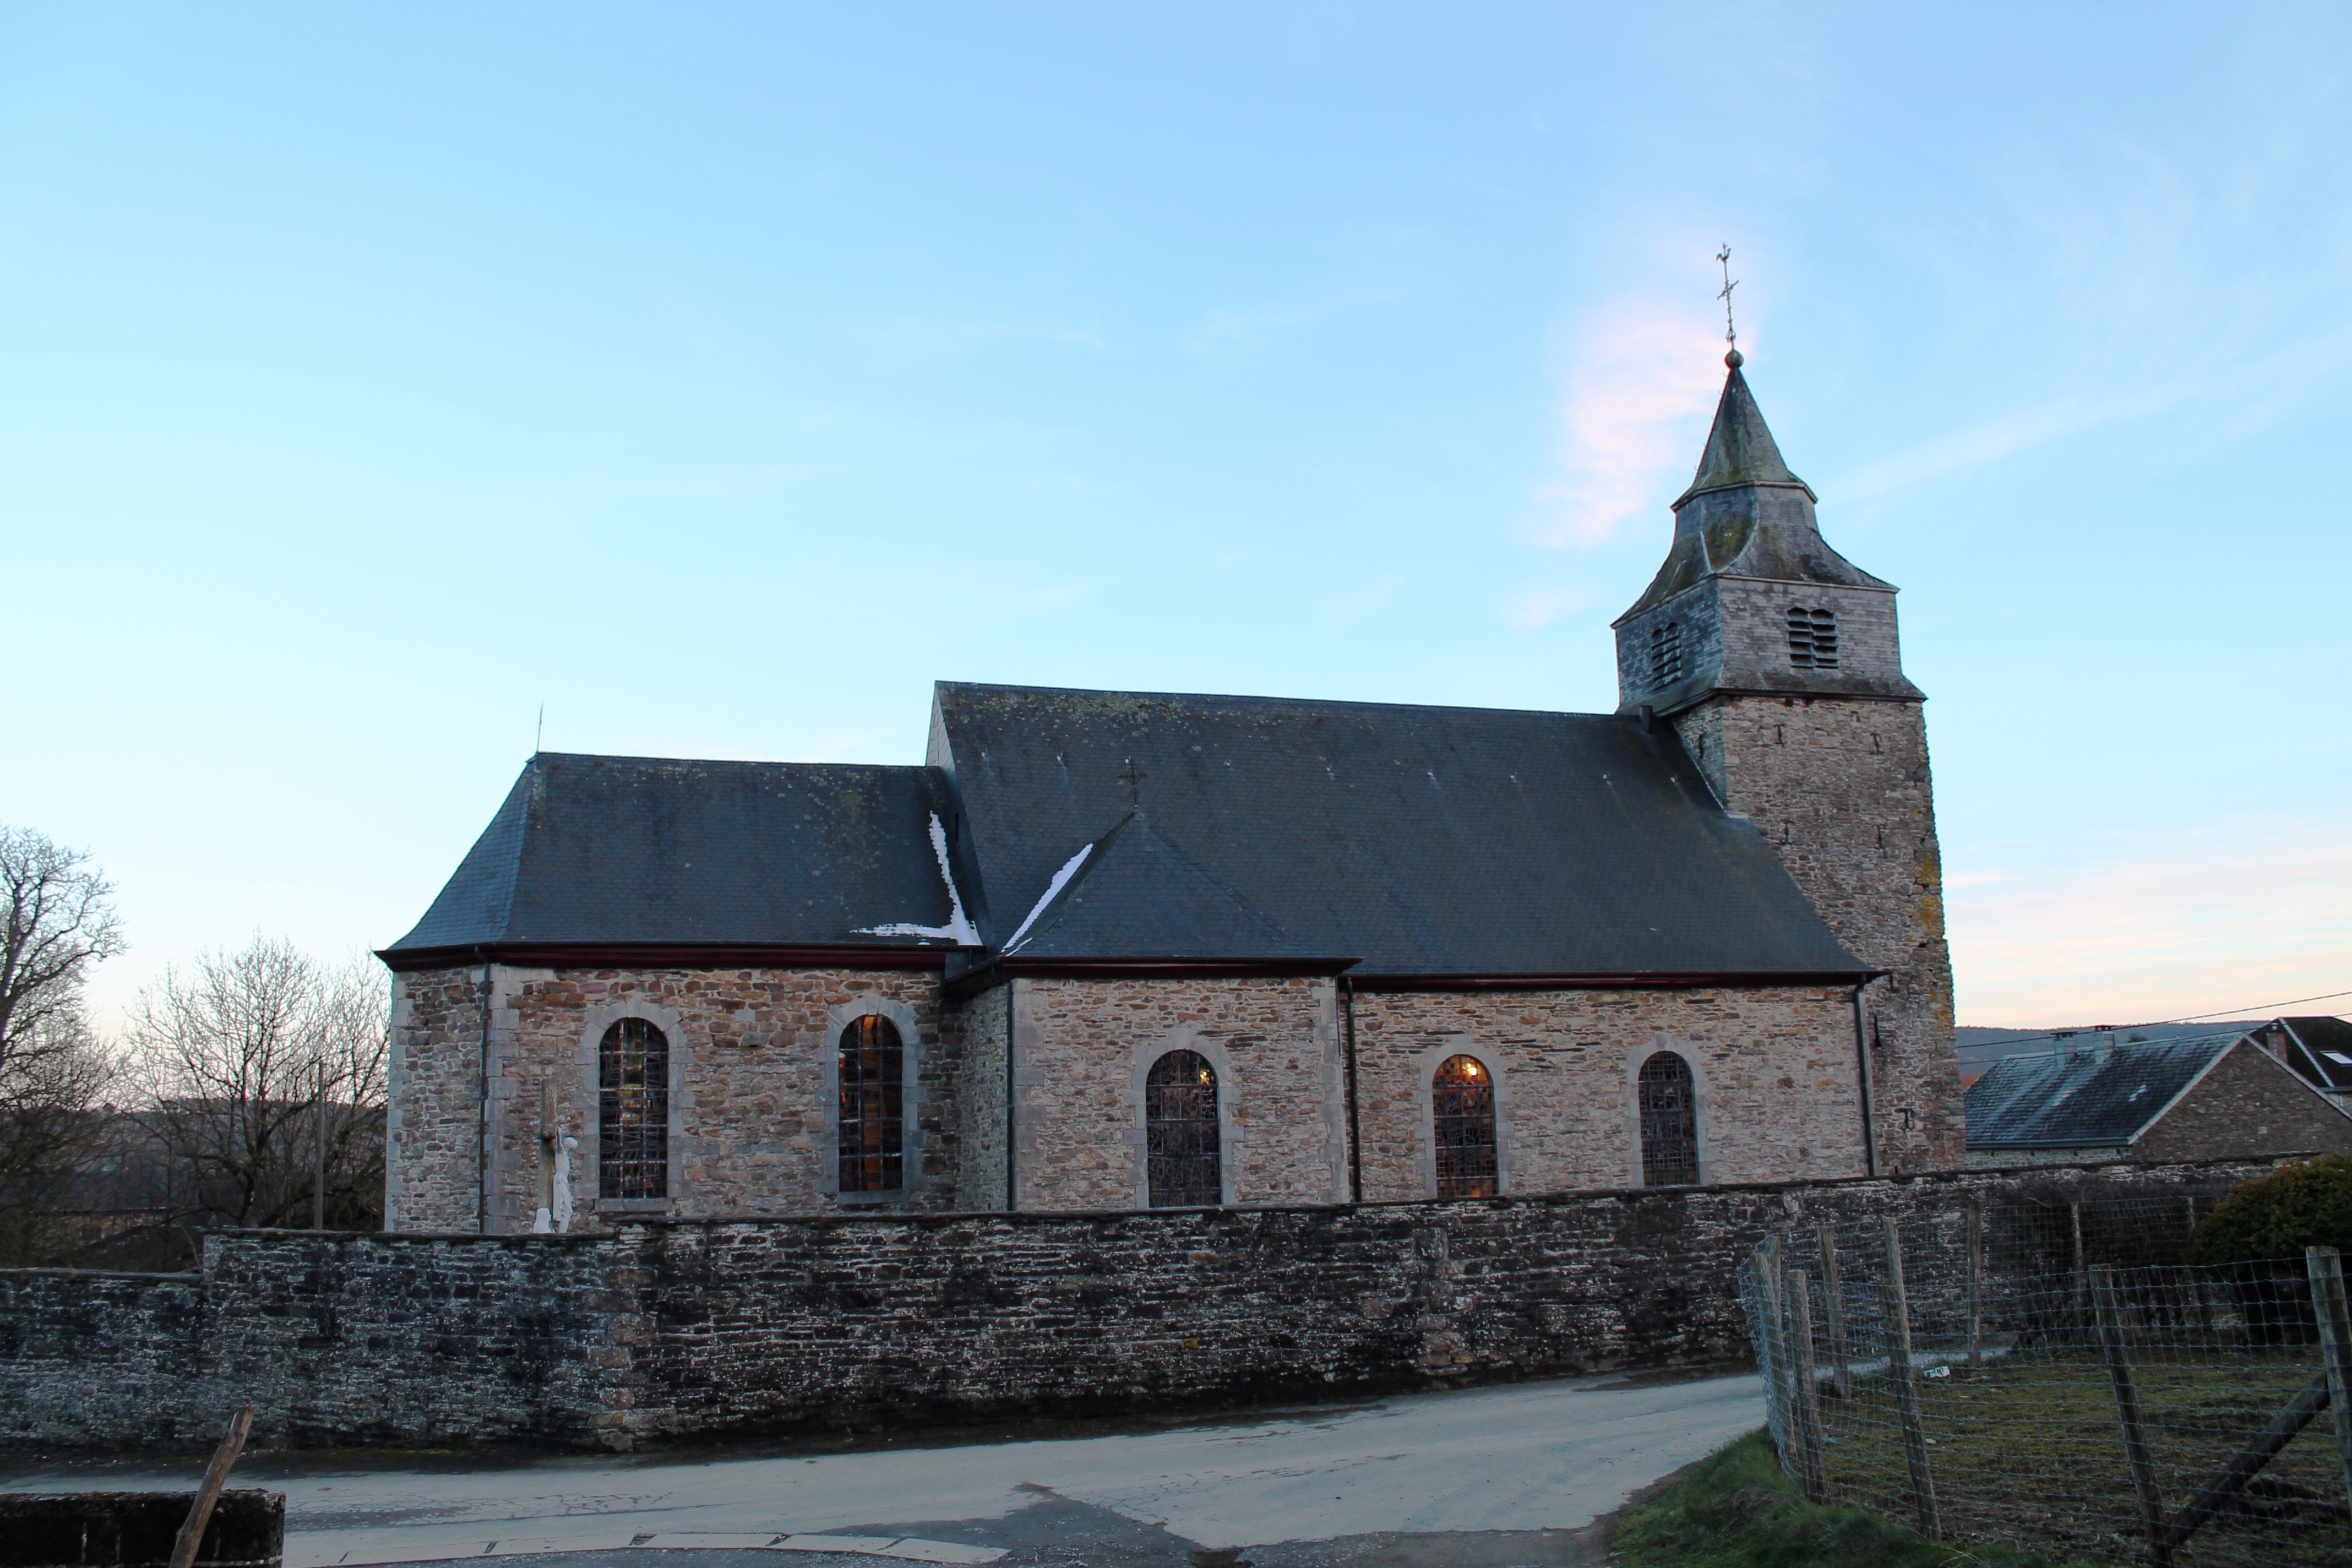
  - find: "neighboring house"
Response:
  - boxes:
[379,349,1967,1234]
[2241,1016,2352,1116]
[1965,1033,2352,1167]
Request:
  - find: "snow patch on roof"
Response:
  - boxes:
[1003,842,1094,953]
[856,813,980,945]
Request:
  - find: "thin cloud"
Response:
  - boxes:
[1502,584,1594,629]
[1949,818,2352,1025]
[1534,304,1725,547]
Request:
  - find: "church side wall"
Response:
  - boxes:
[953,979,1012,1211]
[1350,986,1865,1201]
[2,1159,2274,1452]
[1014,975,1347,1211]
[396,965,959,1233]
[1675,693,1963,1175]
[384,966,488,1234]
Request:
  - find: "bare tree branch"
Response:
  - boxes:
[0,826,126,1080]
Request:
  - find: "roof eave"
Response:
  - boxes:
[375,940,961,974]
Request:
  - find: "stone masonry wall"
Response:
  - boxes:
[2131,1043,2352,1163]
[385,966,487,1233]
[1013,976,1346,1210]
[1675,693,1963,1176]
[955,979,1012,1212]
[0,1161,2273,1453]
[389,964,957,1234]
[1350,986,1866,1200]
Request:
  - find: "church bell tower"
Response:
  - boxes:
[1613,349,1962,1174]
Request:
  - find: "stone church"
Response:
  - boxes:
[379,351,1962,1233]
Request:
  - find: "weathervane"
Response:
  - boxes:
[1716,244,1743,368]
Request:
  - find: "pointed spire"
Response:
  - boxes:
[1675,356,1813,507]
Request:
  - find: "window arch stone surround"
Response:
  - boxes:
[1625,1038,1711,1187]
[575,997,689,1216]
[1412,1037,1513,1199]
[824,992,929,1205]
[1127,1030,1238,1209]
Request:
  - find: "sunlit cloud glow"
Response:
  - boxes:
[1534,304,1727,547]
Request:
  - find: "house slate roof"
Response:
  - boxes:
[384,753,963,959]
[929,681,1866,979]
[2272,1017,2352,1093]
[1964,1034,2242,1150]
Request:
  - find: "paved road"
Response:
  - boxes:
[2,1372,1762,1568]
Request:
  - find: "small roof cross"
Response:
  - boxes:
[1117,757,1147,808]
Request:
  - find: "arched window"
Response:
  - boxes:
[838,1015,904,1193]
[1638,1051,1700,1186]
[598,1017,669,1200]
[1431,1054,1499,1197]
[1145,1049,1220,1208]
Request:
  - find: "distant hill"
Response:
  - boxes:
[1955,1021,2267,1080]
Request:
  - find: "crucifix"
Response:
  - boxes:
[1716,244,1742,366]
[1117,757,1146,809]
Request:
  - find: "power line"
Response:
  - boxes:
[1959,986,2352,1054]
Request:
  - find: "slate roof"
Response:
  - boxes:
[929,682,1866,978]
[384,754,965,959]
[1964,1035,2242,1150]
[2270,1017,2352,1093]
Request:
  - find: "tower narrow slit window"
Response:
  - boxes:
[1145,1049,1220,1207]
[598,1017,669,1200]
[1637,1052,1699,1186]
[1786,606,1838,669]
[1649,622,1684,687]
[1431,1054,1498,1198]
[838,1014,905,1192]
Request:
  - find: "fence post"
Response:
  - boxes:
[1877,1217,1940,1538]
[2091,1264,2170,1568]
[1966,1197,1983,1370]
[2309,1245,2352,1517]
[1751,1241,1785,1458]
[2070,1202,2086,1343]
[1784,1266,1828,1503]
[1816,1223,1851,1401]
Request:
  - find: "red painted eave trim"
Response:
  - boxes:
[373,941,956,974]
[1346,970,1883,993]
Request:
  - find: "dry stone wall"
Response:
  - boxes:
[0,1159,2272,1453]
[1349,986,1866,1200]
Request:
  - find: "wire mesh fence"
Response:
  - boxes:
[1739,1186,2352,1567]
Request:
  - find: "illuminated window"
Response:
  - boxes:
[1145,1049,1220,1207]
[1431,1054,1498,1197]
[1638,1052,1699,1186]
[598,1017,668,1200]
[838,1015,905,1192]
[1787,606,1838,669]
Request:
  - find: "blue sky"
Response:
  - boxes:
[4,2,2347,1030]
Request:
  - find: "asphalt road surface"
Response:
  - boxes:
[2,1371,1763,1568]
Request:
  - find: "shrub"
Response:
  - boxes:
[2186,1154,2352,1266]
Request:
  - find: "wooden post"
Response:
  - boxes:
[1877,1217,1940,1538]
[1784,1266,1828,1502]
[2091,1265,2170,1568]
[170,1407,254,1568]
[2308,1245,2352,1517]
[2070,1202,2087,1343]
[538,1079,557,1221]
[1816,1223,1851,1401]
[1965,1197,1983,1370]
[1752,1239,1787,1456]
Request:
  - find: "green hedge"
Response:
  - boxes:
[2186,1153,2352,1266]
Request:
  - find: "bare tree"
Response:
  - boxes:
[0,827,127,1265]
[127,939,388,1231]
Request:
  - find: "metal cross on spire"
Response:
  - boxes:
[1716,244,1743,368]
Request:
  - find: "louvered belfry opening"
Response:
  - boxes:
[1637,1050,1700,1186]
[1785,605,1839,668]
[1145,1049,1221,1207]
[838,1014,905,1193]
[1431,1053,1499,1197]
[1649,620,1684,687]
[598,1017,669,1200]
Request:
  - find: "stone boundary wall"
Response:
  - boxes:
[0,1159,2276,1453]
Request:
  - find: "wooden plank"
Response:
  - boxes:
[1877,1217,1940,1538]
[1784,1266,1828,1503]
[1816,1223,1851,1401]
[170,1406,255,1568]
[2090,1266,2170,1568]
[2159,1375,2327,1553]
[1964,1198,1983,1370]
[2310,1245,2352,1517]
